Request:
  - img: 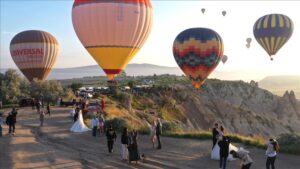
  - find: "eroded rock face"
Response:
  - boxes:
[172,80,300,137]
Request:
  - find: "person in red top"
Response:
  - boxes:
[101,99,106,111]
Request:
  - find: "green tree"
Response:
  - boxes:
[69,83,83,93]
[1,69,23,104]
[128,80,136,89]
[29,80,67,103]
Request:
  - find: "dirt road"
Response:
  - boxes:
[0,107,299,169]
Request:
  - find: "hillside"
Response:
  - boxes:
[1,64,266,81]
[90,76,300,138]
[259,75,300,98]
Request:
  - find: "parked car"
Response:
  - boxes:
[19,98,34,107]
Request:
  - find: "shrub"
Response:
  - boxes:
[278,133,300,155]
[105,117,131,132]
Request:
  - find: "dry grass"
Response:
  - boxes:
[164,131,267,150]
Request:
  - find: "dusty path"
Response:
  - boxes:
[0,107,299,169]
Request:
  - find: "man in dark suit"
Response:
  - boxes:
[218,136,231,169]
[156,118,162,149]
[212,123,219,148]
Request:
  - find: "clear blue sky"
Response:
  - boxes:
[1,0,300,80]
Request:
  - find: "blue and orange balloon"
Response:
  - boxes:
[253,14,293,60]
[173,28,224,89]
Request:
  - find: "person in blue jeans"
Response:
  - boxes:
[91,116,98,137]
[218,136,230,169]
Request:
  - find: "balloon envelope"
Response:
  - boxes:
[253,14,293,60]
[10,30,59,82]
[246,38,252,44]
[72,0,153,80]
[221,55,228,64]
[201,8,205,14]
[222,11,226,16]
[173,28,224,89]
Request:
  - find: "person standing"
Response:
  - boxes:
[212,123,219,148]
[266,138,279,169]
[40,109,45,127]
[7,108,18,134]
[128,130,140,164]
[121,127,129,160]
[218,136,231,169]
[6,112,15,135]
[0,112,3,137]
[74,106,79,122]
[101,99,106,111]
[149,121,156,148]
[91,116,98,137]
[106,125,117,153]
[31,99,35,110]
[98,114,105,136]
[36,100,41,114]
[230,148,253,169]
[156,118,162,149]
[46,103,51,116]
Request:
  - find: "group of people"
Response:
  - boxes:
[90,118,163,164]
[35,100,51,127]
[91,114,106,136]
[119,118,162,164]
[148,119,162,149]
[211,122,279,169]
[0,101,52,136]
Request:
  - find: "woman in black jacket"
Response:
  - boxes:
[121,127,128,160]
[106,125,117,153]
[128,130,140,164]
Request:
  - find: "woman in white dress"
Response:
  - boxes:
[147,121,157,148]
[70,110,91,132]
[211,126,238,161]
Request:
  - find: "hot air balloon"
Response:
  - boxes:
[173,28,224,89]
[253,14,293,60]
[246,38,252,44]
[222,11,226,16]
[10,30,59,82]
[221,55,228,64]
[201,8,205,14]
[72,0,153,80]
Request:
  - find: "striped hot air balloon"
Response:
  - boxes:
[10,30,60,82]
[173,28,224,89]
[72,0,153,80]
[253,14,293,60]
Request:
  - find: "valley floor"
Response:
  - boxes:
[0,107,299,169]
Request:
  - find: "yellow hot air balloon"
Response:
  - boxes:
[72,0,153,80]
[10,30,60,82]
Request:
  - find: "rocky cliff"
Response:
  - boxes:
[168,79,300,137]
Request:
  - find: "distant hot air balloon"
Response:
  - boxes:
[222,11,226,16]
[246,43,251,48]
[246,37,252,44]
[201,8,205,14]
[253,14,293,60]
[72,0,153,80]
[10,30,59,82]
[173,28,224,89]
[221,55,228,64]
